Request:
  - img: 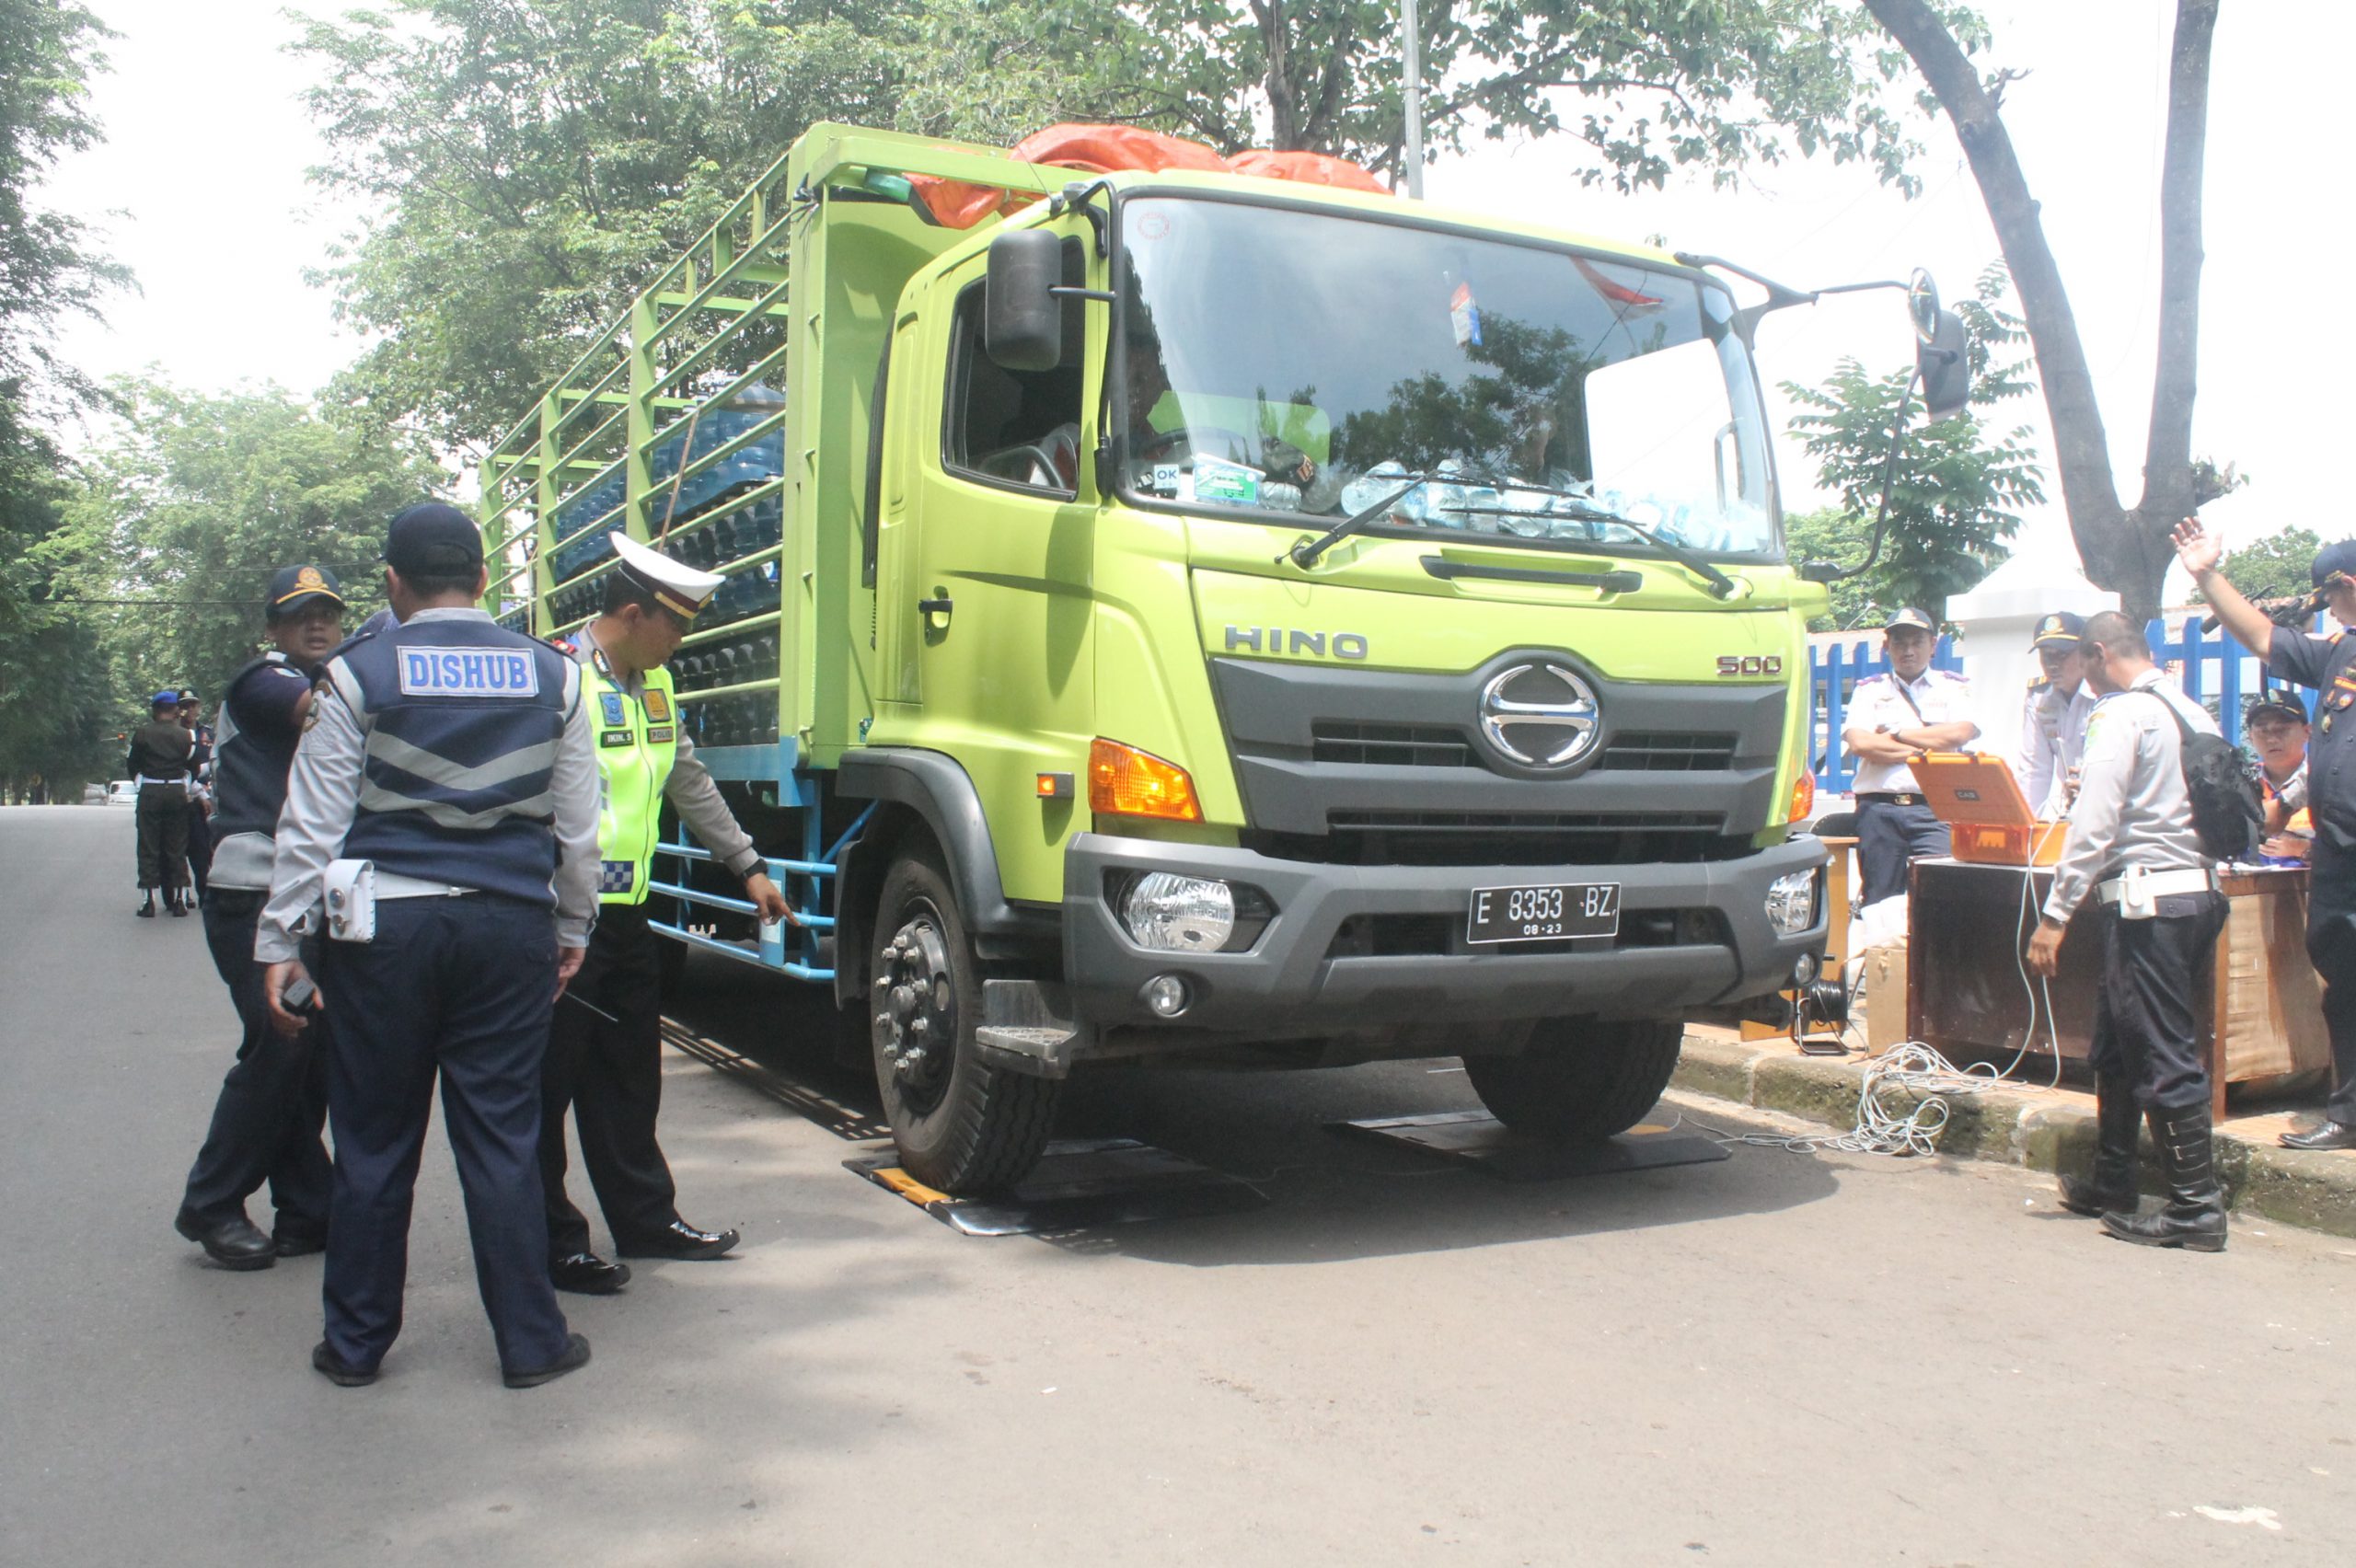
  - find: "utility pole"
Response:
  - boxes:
[1401,0,1425,198]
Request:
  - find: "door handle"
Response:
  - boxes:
[918,595,954,622]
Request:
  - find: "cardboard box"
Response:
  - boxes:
[1861,941,1910,1052]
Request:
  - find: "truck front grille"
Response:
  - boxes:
[1324,906,1730,957]
[1243,810,1744,867]
[1308,721,1738,773]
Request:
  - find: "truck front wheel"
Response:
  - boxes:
[868,847,1060,1193]
[1461,1018,1683,1141]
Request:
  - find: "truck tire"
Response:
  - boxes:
[1461,1018,1683,1141]
[869,847,1059,1193]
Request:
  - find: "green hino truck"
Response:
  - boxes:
[479,122,1931,1193]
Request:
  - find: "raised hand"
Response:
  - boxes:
[2171,515,2223,578]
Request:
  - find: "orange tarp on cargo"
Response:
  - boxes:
[907,123,1391,228]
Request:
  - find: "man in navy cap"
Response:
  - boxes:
[2177,518,2356,1149]
[1841,607,1980,917]
[257,502,603,1386]
[534,532,789,1295]
[125,689,195,917]
[172,564,347,1269]
[2018,611,2095,815]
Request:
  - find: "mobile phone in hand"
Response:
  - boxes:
[283,975,321,1018]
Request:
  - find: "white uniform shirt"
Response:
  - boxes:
[1844,667,1977,794]
[2017,679,2097,816]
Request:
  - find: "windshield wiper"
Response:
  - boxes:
[1446,476,1739,600]
[1279,474,1427,570]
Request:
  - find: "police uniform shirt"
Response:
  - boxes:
[2269,626,2356,850]
[2043,670,2216,923]
[254,606,604,963]
[205,656,320,891]
[568,626,764,881]
[126,720,193,782]
[2018,677,2096,816]
[1845,667,1976,794]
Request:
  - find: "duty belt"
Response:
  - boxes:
[1857,791,1924,807]
[135,776,187,788]
[2095,868,2220,905]
[373,870,486,900]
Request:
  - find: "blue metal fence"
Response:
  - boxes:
[1808,617,2322,793]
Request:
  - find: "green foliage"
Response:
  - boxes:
[293,0,1987,448]
[0,0,131,794]
[1020,0,1983,189]
[2194,525,2331,607]
[1781,260,2044,623]
[46,380,436,722]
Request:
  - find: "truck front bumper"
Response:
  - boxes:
[1061,832,1829,1038]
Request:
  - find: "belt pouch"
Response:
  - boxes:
[323,859,377,943]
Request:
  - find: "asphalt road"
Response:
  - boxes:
[4,805,2352,1565]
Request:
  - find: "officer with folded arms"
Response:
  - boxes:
[2177,517,2356,1149]
[2027,611,2230,1251]
[257,502,604,1388]
[172,565,347,1270]
[537,534,790,1294]
[1841,607,1979,914]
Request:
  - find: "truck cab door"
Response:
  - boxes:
[871,226,1101,900]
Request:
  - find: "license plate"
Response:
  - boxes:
[1466,882,1621,944]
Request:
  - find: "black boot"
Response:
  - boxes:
[2103,1105,2228,1252]
[136,891,156,918]
[2058,1074,2140,1216]
[166,887,188,917]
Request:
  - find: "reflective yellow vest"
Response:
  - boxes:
[588,651,678,905]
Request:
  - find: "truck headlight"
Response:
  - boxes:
[1765,869,1819,938]
[1122,873,1236,952]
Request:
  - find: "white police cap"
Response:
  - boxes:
[609,532,725,620]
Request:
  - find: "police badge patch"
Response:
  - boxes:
[600,692,625,726]
[643,688,671,721]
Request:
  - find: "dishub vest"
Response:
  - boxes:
[327,618,576,907]
[206,651,308,890]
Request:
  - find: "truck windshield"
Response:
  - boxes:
[1115,196,1778,559]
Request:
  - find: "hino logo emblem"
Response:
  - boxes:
[1477,662,1601,770]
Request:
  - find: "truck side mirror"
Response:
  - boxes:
[1916,308,1970,421]
[985,229,1062,373]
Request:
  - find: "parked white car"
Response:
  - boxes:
[106,780,136,806]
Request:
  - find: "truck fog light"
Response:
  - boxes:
[1140,974,1191,1018]
[1766,869,1818,938]
[1792,951,1819,986]
[1121,873,1235,952]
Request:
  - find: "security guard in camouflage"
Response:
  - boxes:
[537,532,791,1295]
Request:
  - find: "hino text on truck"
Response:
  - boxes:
[476,122,1970,1193]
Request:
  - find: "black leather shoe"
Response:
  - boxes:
[175,1208,276,1270]
[616,1218,739,1260]
[2281,1119,2356,1151]
[311,1340,378,1387]
[167,894,188,917]
[136,894,156,918]
[273,1230,327,1258]
[503,1332,592,1389]
[550,1252,631,1294]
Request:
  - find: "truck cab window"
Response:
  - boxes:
[942,244,1086,497]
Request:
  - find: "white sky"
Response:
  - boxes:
[40,1,2351,602]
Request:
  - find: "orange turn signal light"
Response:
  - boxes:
[1088,738,1201,822]
[1787,768,1816,824]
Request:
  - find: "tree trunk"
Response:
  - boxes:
[1864,0,2220,624]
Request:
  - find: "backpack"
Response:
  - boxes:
[2155,696,2262,861]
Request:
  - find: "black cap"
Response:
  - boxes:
[2313,539,2356,589]
[266,563,345,620]
[2030,611,2086,649]
[384,502,484,578]
[1884,606,1936,634]
[2247,691,2310,727]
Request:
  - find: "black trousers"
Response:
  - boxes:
[135,784,188,890]
[185,802,213,900]
[1855,797,1950,905]
[179,892,332,1237]
[2304,837,2356,1123]
[2086,893,2229,1112]
[317,895,570,1375]
[540,902,680,1257]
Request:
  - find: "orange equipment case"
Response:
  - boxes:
[1911,752,2070,867]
